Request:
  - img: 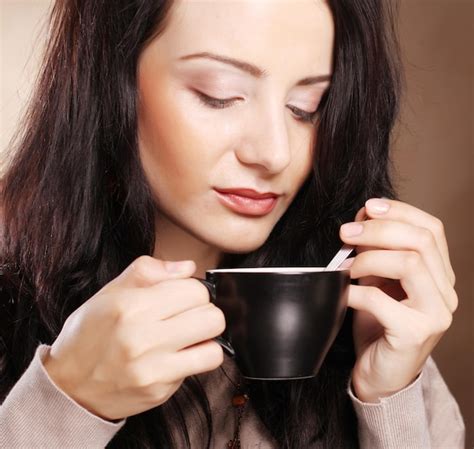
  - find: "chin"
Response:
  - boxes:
[212,233,270,254]
[203,214,282,254]
[219,243,264,254]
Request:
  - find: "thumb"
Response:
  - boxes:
[113,256,196,288]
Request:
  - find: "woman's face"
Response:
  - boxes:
[137,0,334,253]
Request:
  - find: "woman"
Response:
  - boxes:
[0,0,465,448]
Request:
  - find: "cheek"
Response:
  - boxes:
[137,76,213,200]
[290,130,316,188]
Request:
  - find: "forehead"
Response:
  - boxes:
[151,0,335,78]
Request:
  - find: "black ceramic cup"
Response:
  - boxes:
[193,267,350,380]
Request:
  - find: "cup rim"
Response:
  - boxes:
[206,267,349,274]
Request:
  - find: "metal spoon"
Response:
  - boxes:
[325,243,355,271]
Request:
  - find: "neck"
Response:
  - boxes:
[153,212,222,279]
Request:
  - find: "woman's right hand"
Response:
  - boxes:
[42,256,225,421]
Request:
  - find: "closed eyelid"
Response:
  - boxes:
[193,89,322,113]
[182,66,330,100]
[288,80,330,109]
[179,66,251,92]
[187,77,249,99]
[286,94,324,114]
[194,91,321,125]
[291,86,328,103]
[191,89,243,104]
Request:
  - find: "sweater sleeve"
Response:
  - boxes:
[348,356,465,449]
[0,344,126,449]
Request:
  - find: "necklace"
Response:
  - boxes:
[219,365,249,449]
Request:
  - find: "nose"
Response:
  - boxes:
[235,103,291,175]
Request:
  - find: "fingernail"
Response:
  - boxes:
[366,198,390,214]
[341,222,364,237]
[165,260,193,273]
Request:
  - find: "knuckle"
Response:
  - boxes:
[124,362,150,388]
[404,251,422,271]
[151,369,174,386]
[131,255,154,272]
[206,341,225,368]
[431,217,445,237]
[143,384,175,406]
[418,228,435,249]
[208,306,226,335]
[117,334,140,361]
[189,342,224,372]
[356,251,369,265]
[129,256,158,281]
[449,270,456,287]
[112,299,130,325]
[437,313,453,332]
[189,279,212,305]
[366,286,381,305]
[449,290,459,313]
[112,294,139,326]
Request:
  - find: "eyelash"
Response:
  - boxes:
[194,91,322,124]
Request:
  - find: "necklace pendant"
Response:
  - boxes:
[231,393,249,407]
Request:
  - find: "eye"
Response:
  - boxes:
[194,90,325,125]
[290,89,330,124]
[194,91,240,109]
[286,105,320,124]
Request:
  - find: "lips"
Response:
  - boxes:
[214,188,279,199]
[214,188,280,216]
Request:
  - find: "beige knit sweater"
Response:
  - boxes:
[0,344,465,448]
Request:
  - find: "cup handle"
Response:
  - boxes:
[192,277,236,358]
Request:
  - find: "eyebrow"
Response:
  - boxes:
[178,52,332,86]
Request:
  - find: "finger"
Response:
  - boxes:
[158,304,226,351]
[117,278,212,321]
[351,208,371,255]
[340,219,454,308]
[340,257,406,300]
[127,340,224,386]
[347,283,412,332]
[111,256,196,289]
[364,198,455,285]
[172,340,225,379]
[341,259,382,285]
[350,250,457,315]
[348,284,451,352]
[152,278,214,319]
[121,303,226,357]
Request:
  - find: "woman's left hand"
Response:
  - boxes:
[339,198,458,403]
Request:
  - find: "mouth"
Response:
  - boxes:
[213,188,280,216]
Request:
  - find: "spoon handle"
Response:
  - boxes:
[325,243,355,271]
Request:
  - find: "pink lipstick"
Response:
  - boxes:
[214,188,279,216]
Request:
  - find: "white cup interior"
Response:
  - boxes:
[207,267,347,274]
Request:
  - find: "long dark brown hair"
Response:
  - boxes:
[0,0,402,447]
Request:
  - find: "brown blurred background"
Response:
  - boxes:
[395,2,473,446]
[1,0,473,446]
